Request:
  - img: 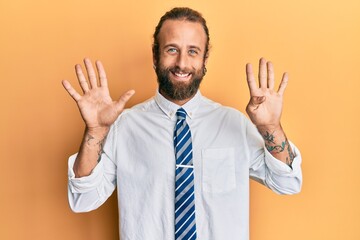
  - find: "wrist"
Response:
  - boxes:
[85,126,110,139]
[256,124,287,151]
[256,123,282,134]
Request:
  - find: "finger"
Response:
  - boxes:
[62,80,82,102]
[115,90,136,111]
[95,60,108,88]
[259,57,267,89]
[84,58,98,89]
[278,72,289,95]
[75,64,90,93]
[246,63,257,96]
[267,61,275,90]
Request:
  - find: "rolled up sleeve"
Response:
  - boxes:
[246,118,303,195]
[68,153,105,194]
[263,141,302,194]
[67,122,118,213]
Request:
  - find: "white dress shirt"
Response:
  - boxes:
[68,91,302,240]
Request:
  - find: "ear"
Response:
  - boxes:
[152,45,157,67]
[204,52,209,66]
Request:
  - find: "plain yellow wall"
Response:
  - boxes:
[1,0,359,239]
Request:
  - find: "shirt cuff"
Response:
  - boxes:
[264,141,302,177]
[68,153,104,193]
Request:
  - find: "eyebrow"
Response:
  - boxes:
[163,43,202,52]
[188,45,202,52]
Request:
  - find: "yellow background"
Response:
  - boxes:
[1,0,359,239]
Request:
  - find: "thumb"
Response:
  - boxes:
[115,89,135,111]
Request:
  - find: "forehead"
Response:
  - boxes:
[158,19,207,49]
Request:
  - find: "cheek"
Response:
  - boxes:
[196,61,204,68]
[158,54,175,67]
[193,59,205,70]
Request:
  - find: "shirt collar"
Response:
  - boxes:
[154,90,202,120]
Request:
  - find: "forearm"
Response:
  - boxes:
[73,127,109,178]
[257,125,295,168]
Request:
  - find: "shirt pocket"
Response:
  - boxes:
[202,148,236,194]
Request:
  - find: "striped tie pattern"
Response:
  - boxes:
[174,108,197,240]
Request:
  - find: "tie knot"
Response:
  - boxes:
[176,108,187,120]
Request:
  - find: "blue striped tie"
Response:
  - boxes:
[174,108,197,240]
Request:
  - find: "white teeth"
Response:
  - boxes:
[174,72,190,77]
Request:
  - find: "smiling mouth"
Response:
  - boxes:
[170,71,192,81]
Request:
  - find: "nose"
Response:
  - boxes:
[176,51,189,70]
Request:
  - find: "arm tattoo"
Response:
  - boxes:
[262,131,294,168]
[263,131,286,153]
[96,139,105,162]
[265,140,286,153]
[86,134,95,144]
[263,131,276,144]
[85,134,106,163]
[286,143,295,168]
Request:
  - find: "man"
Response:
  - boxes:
[62,7,302,240]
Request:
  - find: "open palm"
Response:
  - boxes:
[245,58,288,128]
[62,58,135,130]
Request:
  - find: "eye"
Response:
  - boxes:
[167,48,178,54]
[188,49,198,56]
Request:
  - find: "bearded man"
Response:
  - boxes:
[62,7,302,240]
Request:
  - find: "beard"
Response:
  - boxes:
[156,64,205,101]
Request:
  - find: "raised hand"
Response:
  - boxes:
[62,58,135,131]
[245,58,295,167]
[245,57,288,128]
[62,58,135,177]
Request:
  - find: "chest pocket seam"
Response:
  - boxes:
[201,148,236,194]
